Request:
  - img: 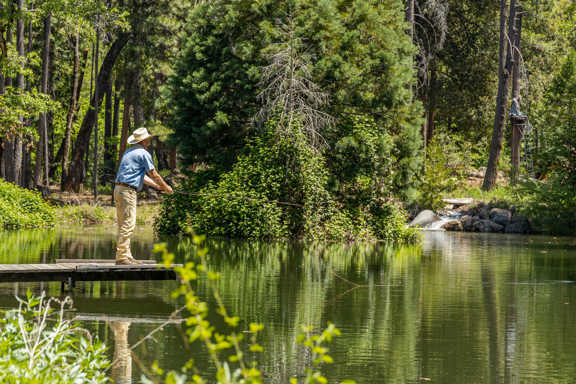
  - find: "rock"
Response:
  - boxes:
[409,210,439,227]
[443,221,463,231]
[478,206,490,220]
[473,219,504,233]
[505,217,531,234]
[461,215,477,231]
[490,208,512,226]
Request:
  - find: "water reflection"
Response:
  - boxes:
[110,321,132,383]
[0,229,575,383]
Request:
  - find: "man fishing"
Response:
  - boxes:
[114,127,173,265]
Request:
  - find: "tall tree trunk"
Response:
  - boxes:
[131,67,145,127]
[52,43,88,178]
[35,13,51,190]
[61,31,80,188]
[510,7,523,184]
[482,0,517,191]
[118,88,132,164]
[103,77,113,182]
[61,32,130,192]
[10,0,25,186]
[23,8,34,189]
[426,63,437,144]
[111,78,121,163]
[1,25,13,180]
[92,12,100,199]
[406,0,414,41]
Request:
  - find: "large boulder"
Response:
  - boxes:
[443,221,463,231]
[461,215,477,231]
[473,219,504,233]
[478,206,490,220]
[505,217,531,234]
[490,208,512,227]
[409,210,439,227]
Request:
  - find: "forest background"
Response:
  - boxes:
[0,0,574,239]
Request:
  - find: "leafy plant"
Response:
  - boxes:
[0,179,55,229]
[0,291,110,384]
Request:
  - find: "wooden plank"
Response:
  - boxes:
[56,259,157,264]
[0,263,181,283]
[0,264,75,274]
[73,314,184,324]
[75,264,179,271]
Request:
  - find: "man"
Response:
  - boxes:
[114,127,173,265]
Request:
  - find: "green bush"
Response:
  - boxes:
[156,133,418,242]
[0,180,55,230]
[517,179,576,236]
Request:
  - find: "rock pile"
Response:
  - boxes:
[410,201,532,234]
[445,203,531,234]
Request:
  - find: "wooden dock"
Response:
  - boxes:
[0,260,180,287]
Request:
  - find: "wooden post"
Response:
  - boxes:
[510,122,521,184]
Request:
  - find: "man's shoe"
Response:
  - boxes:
[116,257,143,265]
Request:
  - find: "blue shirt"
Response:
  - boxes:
[115,145,155,191]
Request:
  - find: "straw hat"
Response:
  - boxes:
[127,127,154,145]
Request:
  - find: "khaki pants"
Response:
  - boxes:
[114,185,137,260]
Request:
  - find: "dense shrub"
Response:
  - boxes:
[156,130,417,242]
[0,180,55,229]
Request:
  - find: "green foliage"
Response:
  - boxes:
[149,239,355,384]
[0,292,110,384]
[0,180,55,230]
[156,128,417,242]
[55,205,113,226]
[517,179,576,236]
[162,0,422,242]
[417,134,473,211]
[515,49,576,236]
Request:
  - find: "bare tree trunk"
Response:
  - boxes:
[1,23,13,180]
[131,67,145,127]
[118,89,132,164]
[35,13,51,190]
[482,0,517,191]
[112,78,121,163]
[61,32,129,192]
[61,31,80,188]
[103,78,113,180]
[93,11,100,199]
[10,0,25,186]
[426,62,437,144]
[406,0,414,41]
[510,8,523,184]
[52,44,88,178]
[169,147,177,175]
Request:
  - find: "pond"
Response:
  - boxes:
[0,228,576,383]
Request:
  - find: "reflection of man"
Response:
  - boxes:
[110,321,132,383]
[114,128,173,265]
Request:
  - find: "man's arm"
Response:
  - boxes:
[146,169,173,194]
[143,174,162,190]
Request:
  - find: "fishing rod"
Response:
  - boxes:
[172,190,304,208]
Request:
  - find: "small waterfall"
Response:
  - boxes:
[421,210,464,231]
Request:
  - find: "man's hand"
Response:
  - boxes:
[146,169,174,195]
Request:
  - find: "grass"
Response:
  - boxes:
[444,185,524,205]
[55,202,160,227]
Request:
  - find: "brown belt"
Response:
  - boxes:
[116,182,137,191]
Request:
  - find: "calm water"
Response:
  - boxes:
[1,228,576,383]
